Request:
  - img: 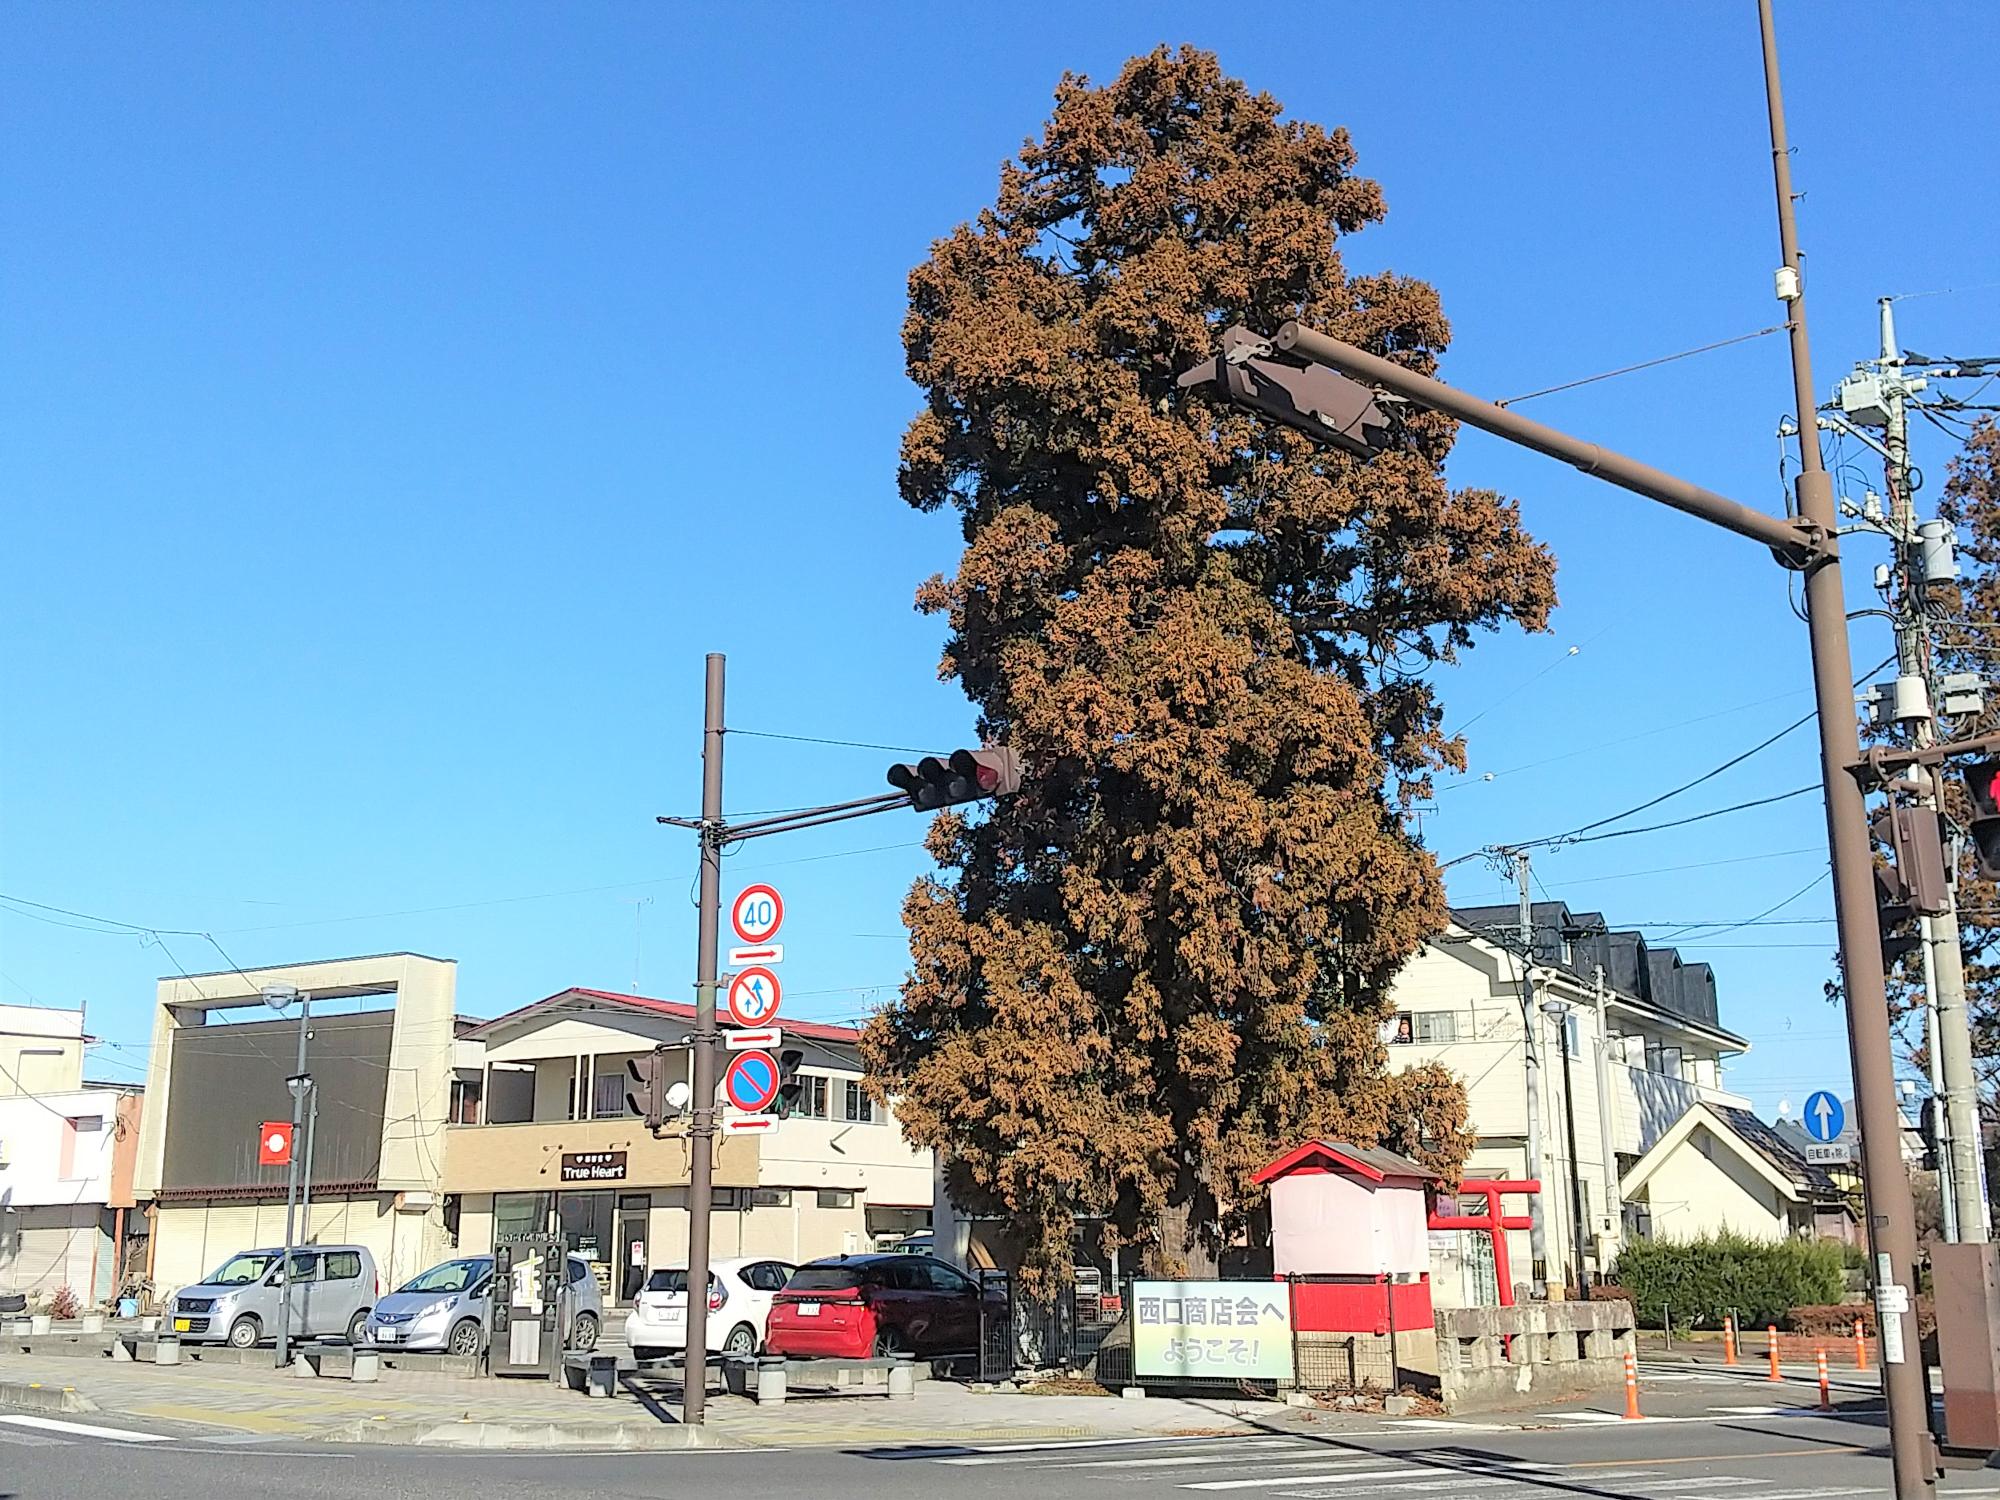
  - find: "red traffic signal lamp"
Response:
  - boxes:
[1965,759,2000,878]
[887,747,1021,812]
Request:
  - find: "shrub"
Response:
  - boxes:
[1611,1233,1845,1329]
[47,1285,82,1321]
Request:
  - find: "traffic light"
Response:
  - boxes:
[1176,325,1393,460]
[1872,803,1949,917]
[1919,1096,1942,1173]
[769,1048,806,1118]
[627,1047,669,1134]
[887,747,1021,812]
[1965,759,2000,878]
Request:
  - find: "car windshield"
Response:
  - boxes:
[642,1270,714,1294]
[204,1253,275,1286]
[397,1258,489,1295]
[786,1265,865,1292]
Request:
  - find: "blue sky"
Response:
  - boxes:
[4,2,1997,1120]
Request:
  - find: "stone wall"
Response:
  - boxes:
[1435,1298,1636,1413]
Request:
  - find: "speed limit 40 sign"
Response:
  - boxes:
[731,884,784,945]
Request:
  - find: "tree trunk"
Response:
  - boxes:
[1152,1178,1220,1279]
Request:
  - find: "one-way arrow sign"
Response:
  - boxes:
[1803,1090,1845,1143]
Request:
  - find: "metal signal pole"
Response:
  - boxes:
[681,652,726,1425]
[1757,2,1933,1487]
[1512,851,1551,1291]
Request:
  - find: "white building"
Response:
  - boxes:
[1385,903,1751,1303]
[1,1005,146,1304]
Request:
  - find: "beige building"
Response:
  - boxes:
[1620,1101,1856,1244]
[1,1004,87,1097]
[1385,903,1751,1302]
[134,954,462,1294]
[449,989,932,1304]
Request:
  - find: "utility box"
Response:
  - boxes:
[490,1233,566,1380]
[1934,1242,2000,1457]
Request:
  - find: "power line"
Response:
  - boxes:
[727,727,949,757]
[1496,324,1785,408]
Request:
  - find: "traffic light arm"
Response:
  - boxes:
[1856,729,2000,785]
[657,789,911,844]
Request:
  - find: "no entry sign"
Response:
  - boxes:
[726,966,782,1027]
[724,1050,781,1113]
[731,884,784,945]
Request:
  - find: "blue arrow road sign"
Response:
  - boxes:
[1803,1090,1845,1143]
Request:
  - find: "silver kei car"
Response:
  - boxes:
[361,1252,603,1356]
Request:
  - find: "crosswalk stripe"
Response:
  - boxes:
[1234,1480,1515,1498]
[968,1434,1241,1454]
[1043,1451,1362,1471]
[1184,1468,1422,1490]
[942,1437,1308,1466]
[0,1414,175,1444]
[1638,1479,1768,1491]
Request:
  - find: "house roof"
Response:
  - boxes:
[1253,1139,1440,1186]
[462,987,866,1047]
[1619,1100,1845,1205]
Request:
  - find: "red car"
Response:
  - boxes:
[765,1254,999,1359]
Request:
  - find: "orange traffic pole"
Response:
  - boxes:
[1817,1347,1831,1410]
[1854,1318,1867,1370]
[1767,1324,1783,1382]
[1623,1348,1642,1420]
[1723,1315,1738,1366]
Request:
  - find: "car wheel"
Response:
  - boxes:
[872,1325,907,1357]
[346,1309,370,1345]
[631,1346,664,1364]
[568,1311,599,1352]
[447,1319,483,1357]
[723,1322,757,1356]
[226,1316,261,1349]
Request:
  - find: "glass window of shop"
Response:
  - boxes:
[494,1191,552,1243]
[558,1190,615,1296]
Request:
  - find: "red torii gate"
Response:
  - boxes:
[1427,1178,1540,1308]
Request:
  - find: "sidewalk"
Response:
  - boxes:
[0,1349,1296,1449]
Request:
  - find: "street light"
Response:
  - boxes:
[261,983,311,1370]
[1541,999,1590,1300]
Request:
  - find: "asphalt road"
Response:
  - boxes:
[3,1403,1996,1500]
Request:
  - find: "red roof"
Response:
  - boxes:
[464,987,866,1046]
[1253,1139,1440,1187]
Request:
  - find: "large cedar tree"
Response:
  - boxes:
[862,47,1557,1281]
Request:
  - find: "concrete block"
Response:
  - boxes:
[0,1381,98,1415]
[79,1315,105,1334]
[153,1336,181,1366]
[293,1355,319,1378]
[755,1356,787,1407]
[1120,1386,1146,1400]
[887,1354,916,1401]
[1383,1394,1416,1416]
[350,1351,380,1384]
[1285,1391,1318,1408]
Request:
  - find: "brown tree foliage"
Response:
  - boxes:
[861,47,1556,1284]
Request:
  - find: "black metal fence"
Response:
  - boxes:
[973,1268,1133,1381]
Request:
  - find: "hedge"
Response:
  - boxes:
[1610,1233,1846,1329]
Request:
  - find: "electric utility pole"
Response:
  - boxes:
[1511,850,1551,1293]
[1837,296,1988,1243]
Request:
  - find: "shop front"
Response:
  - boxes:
[444,1122,760,1307]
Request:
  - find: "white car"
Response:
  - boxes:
[624,1256,796,1359]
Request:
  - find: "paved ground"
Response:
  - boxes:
[1,1389,1994,1500]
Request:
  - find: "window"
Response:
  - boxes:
[817,1188,856,1210]
[917,1259,975,1294]
[323,1251,362,1282]
[566,1256,590,1286]
[711,1187,743,1210]
[1388,1013,1456,1044]
[745,1261,794,1292]
[842,1081,875,1124]
[795,1075,829,1119]
[750,1187,792,1208]
[495,1192,552,1242]
[592,1073,626,1119]
[448,1078,481,1125]
[278,1252,319,1284]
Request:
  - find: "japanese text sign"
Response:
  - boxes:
[1131,1279,1292,1381]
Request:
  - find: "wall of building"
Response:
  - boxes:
[1628,1122,1799,1243]
[0,1202,110,1303]
[148,1193,451,1296]
[0,1005,85,1097]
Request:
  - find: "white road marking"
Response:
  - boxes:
[1638,1479,1768,1492]
[1258,1482,1513,1499]
[0,1414,175,1443]
[1719,1490,1876,1500]
[1046,1451,1365,1471]
[943,1437,1309,1466]
[1185,1469,1421,1490]
[970,1434,1253,1454]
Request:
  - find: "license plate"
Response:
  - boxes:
[173,1317,191,1333]
[375,1327,396,1343]
[797,1302,821,1317]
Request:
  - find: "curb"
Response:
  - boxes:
[322,1418,749,1451]
[0,1380,100,1415]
